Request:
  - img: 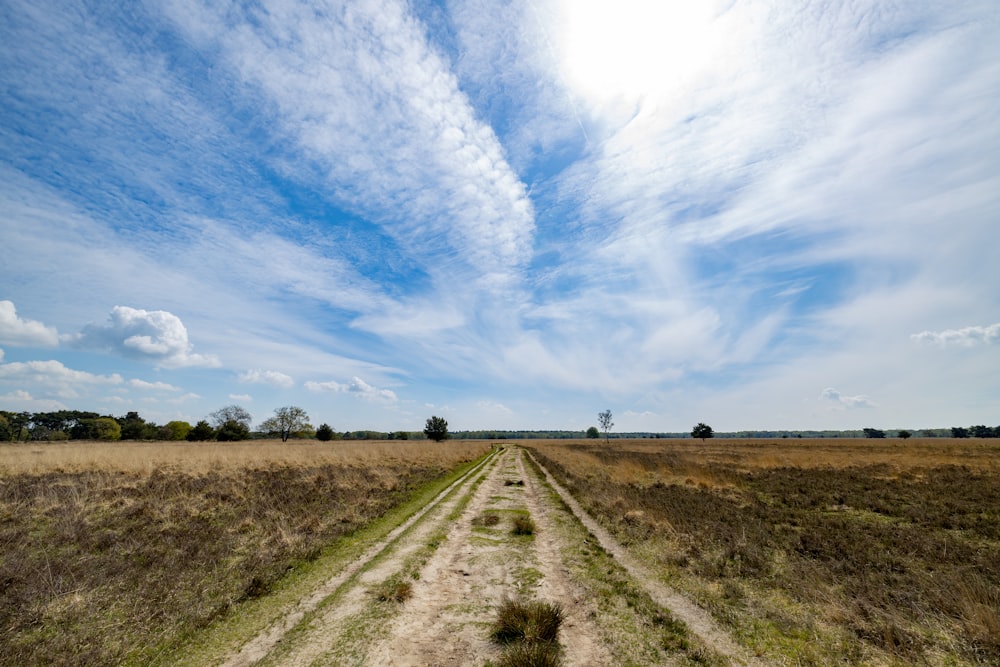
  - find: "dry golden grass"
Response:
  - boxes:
[0,439,490,666]
[528,438,1000,666]
[0,438,491,474]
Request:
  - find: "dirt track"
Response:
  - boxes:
[216,446,764,666]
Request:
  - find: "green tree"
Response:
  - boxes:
[897,430,912,439]
[586,426,600,439]
[119,411,149,440]
[316,423,335,441]
[691,423,714,441]
[160,421,192,441]
[598,410,613,443]
[216,420,250,441]
[951,426,970,438]
[186,420,216,441]
[91,417,122,441]
[424,416,449,442]
[863,427,886,439]
[259,406,311,442]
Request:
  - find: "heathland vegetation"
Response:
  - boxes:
[0,439,490,665]
[528,438,1000,664]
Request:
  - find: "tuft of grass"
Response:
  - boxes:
[505,479,525,486]
[473,511,502,527]
[495,640,561,667]
[512,515,536,536]
[371,578,413,604]
[490,598,563,645]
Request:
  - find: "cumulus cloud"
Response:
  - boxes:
[305,376,398,404]
[0,301,59,347]
[228,393,253,402]
[74,306,220,368]
[820,387,876,409]
[0,359,123,399]
[238,369,295,388]
[911,323,1000,347]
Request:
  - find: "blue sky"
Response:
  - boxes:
[1,0,998,432]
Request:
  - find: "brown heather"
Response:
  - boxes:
[0,439,488,666]
[528,438,1000,665]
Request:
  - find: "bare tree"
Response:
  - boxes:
[598,409,613,443]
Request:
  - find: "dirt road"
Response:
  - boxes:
[213,446,763,666]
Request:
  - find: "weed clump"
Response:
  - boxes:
[512,515,536,536]
[473,511,502,527]
[372,578,413,604]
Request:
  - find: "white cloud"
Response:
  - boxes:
[129,379,180,391]
[305,376,398,404]
[74,306,220,368]
[820,387,876,409]
[0,359,123,399]
[911,323,1000,348]
[0,301,59,347]
[238,369,295,388]
[228,393,253,402]
[476,400,513,415]
[0,389,66,411]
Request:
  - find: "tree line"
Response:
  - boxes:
[0,407,454,443]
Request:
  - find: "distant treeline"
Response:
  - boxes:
[1,409,997,442]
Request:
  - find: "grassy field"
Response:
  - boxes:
[0,439,490,666]
[527,438,1000,666]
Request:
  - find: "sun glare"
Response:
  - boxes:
[557,0,721,105]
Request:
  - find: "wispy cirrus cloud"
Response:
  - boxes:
[163,0,535,292]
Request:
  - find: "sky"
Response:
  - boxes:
[1,0,998,433]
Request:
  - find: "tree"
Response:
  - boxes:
[260,406,311,442]
[119,411,152,440]
[91,417,122,441]
[863,427,886,439]
[897,430,912,440]
[160,421,191,441]
[692,423,714,441]
[209,405,252,429]
[951,426,970,439]
[424,416,449,442]
[586,426,600,439]
[598,410,613,443]
[186,420,216,441]
[316,423,335,441]
[216,420,250,441]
